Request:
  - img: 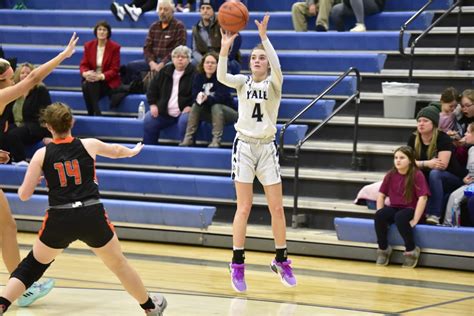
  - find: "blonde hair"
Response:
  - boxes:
[13,62,36,84]
[0,58,11,77]
[462,89,474,104]
[414,127,438,160]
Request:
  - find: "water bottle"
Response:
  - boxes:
[137,101,145,120]
[195,0,201,12]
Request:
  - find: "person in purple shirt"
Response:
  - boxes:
[374,146,430,268]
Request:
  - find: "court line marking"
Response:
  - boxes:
[27,244,473,294]
[396,295,474,314]
[10,244,473,315]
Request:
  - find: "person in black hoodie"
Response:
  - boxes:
[180,52,237,147]
[5,63,52,163]
[144,45,196,145]
[331,0,386,32]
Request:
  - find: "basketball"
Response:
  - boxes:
[218,1,249,33]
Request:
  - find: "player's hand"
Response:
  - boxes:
[220,29,238,49]
[62,32,79,58]
[255,13,270,40]
[129,142,144,157]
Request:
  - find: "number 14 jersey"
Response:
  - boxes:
[43,137,100,206]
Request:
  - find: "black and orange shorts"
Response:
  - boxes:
[39,204,115,249]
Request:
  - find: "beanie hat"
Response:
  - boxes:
[416,105,440,127]
[201,0,215,9]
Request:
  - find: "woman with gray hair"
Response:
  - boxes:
[143,45,196,144]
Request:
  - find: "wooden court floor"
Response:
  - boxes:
[0,232,473,315]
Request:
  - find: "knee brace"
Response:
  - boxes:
[11,251,52,289]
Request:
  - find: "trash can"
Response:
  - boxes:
[382,82,419,119]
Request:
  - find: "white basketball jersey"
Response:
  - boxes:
[217,38,283,139]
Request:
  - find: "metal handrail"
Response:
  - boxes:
[279,67,361,228]
[399,0,464,82]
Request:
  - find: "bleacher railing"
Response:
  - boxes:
[279,67,361,229]
[399,0,464,82]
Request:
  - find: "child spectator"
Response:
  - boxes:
[374,146,430,268]
[433,87,461,135]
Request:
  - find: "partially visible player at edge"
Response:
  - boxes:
[217,14,297,292]
[0,33,79,308]
[0,102,167,315]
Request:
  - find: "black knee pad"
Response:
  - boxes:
[11,251,52,289]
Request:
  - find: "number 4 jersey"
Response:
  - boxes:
[43,137,100,206]
[217,38,283,139]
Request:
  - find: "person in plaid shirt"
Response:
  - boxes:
[122,0,186,84]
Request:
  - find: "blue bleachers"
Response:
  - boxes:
[0,165,236,200]
[71,116,308,145]
[0,10,433,31]
[334,217,474,253]
[5,46,387,73]
[0,28,410,51]
[6,192,216,228]
[51,91,336,120]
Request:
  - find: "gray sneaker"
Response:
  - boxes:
[145,294,167,316]
[426,215,440,225]
[402,246,421,268]
[376,246,392,266]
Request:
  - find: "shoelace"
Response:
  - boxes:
[232,267,245,281]
[278,260,294,277]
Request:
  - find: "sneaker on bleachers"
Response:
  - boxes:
[110,2,125,21]
[124,4,141,22]
[402,247,421,268]
[17,278,55,307]
[350,23,366,32]
[375,246,392,266]
[229,263,247,293]
[270,259,297,287]
[145,294,167,316]
[426,215,440,225]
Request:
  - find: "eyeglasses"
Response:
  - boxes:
[461,103,473,109]
[172,55,189,59]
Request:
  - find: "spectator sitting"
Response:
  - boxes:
[408,105,466,225]
[445,122,474,226]
[122,0,186,85]
[176,0,195,12]
[80,21,121,116]
[431,87,461,136]
[374,146,429,268]
[331,0,386,32]
[110,0,158,22]
[292,0,339,32]
[180,52,237,148]
[192,0,242,74]
[5,63,51,164]
[458,89,474,136]
[143,45,196,145]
